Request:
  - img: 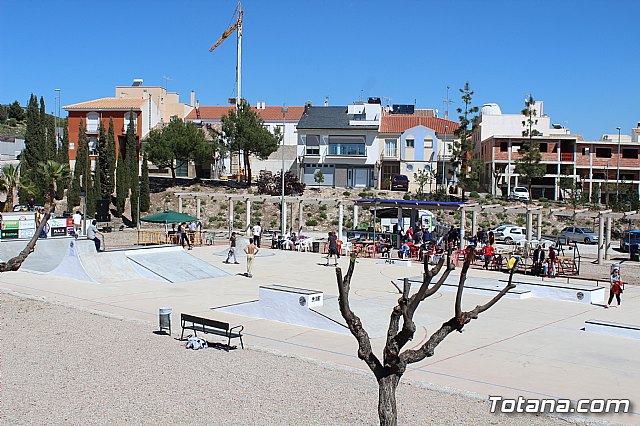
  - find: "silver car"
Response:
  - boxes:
[560,226,598,244]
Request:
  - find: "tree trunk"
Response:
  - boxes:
[244,151,252,186]
[0,210,50,272]
[170,166,177,187]
[377,374,400,426]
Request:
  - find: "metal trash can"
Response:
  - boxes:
[631,244,640,262]
[312,241,321,253]
[159,307,172,335]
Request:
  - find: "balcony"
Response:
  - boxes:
[560,152,574,162]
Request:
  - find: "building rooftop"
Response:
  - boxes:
[297,106,379,130]
[63,97,146,111]
[185,106,305,121]
[379,115,460,134]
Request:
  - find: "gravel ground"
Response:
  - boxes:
[0,293,595,426]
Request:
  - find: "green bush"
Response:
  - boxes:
[342,191,351,197]
[319,204,327,211]
[319,212,327,220]
[469,191,480,198]
[331,219,339,226]
[538,197,548,202]
[403,193,412,200]
[551,229,559,235]
[306,219,318,226]
[208,216,216,222]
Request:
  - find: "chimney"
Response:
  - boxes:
[196,100,200,109]
[190,91,195,106]
[261,101,266,109]
[324,97,329,107]
[256,100,260,109]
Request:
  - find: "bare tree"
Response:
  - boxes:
[0,160,70,272]
[336,251,518,425]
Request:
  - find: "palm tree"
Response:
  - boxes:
[1,164,20,212]
[0,160,70,272]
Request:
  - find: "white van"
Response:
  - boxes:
[508,186,530,202]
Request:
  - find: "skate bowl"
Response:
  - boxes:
[214,284,349,334]
[0,237,229,284]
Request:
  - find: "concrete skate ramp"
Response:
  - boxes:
[126,246,229,283]
[215,285,349,334]
[0,237,70,273]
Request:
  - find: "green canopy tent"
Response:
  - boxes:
[140,210,199,241]
[140,210,198,224]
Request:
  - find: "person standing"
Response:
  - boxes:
[482,244,495,270]
[244,238,259,277]
[606,269,624,308]
[326,231,338,266]
[87,219,103,252]
[252,222,262,248]
[224,232,239,264]
[73,211,82,237]
[178,222,192,250]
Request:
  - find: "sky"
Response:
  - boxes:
[1,0,639,140]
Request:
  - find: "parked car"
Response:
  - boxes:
[391,175,409,191]
[495,225,534,244]
[560,226,599,244]
[508,186,530,202]
[491,224,517,241]
[620,230,640,252]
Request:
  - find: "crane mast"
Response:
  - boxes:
[209,2,243,106]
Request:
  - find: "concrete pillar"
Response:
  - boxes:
[526,210,533,244]
[283,203,287,235]
[605,216,612,260]
[298,201,303,234]
[196,197,201,220]
[338,204,344,242]
[353,205,359,229]
[471,210,477,239]
[459,209,466,248]
[596,213,604,264]
[397,207,403,248]
[536,212,542,241]
[178,195,183,213]
[245,199,251,236]
[228,199,234,237]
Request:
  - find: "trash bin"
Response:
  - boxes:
[159,307,172,335]
[312,241,321,253]
[631,244,640,262]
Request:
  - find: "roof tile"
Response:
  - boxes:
[63,97,146,110]
[380,115,460,134]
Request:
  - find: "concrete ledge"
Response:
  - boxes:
[585,319,640,340]
[504,279,606,304]
[404,276,532,300]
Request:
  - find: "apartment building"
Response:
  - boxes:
[378,112,459,191]
[296,101,381,188]
[184,101,304,178]
[475,102,577,200]
[64,79,193,170]
[575,126,640,202]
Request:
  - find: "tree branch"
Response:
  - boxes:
[401,258,518,365]
[454,248,474,323]
[336,254,382,375]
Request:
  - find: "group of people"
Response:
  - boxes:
[532,245,558,277]
[224,231,259,278]
[170,222,201,250]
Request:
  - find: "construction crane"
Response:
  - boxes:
[209,1,243,106]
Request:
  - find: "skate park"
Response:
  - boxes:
[0,230,639,423]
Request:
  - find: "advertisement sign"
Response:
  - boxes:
[1,229,19,239]
[49,219,68,228]
[18,229,35,239]
[51,228,67,237]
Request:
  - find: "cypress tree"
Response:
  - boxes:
[125,111,139,225]
[20,94,44,203]
[67,173,81,209]
[97,122,109,200]
[105,118,116,197]
[140,152,150,212]
[56,126,70,200]
[115,148,127,214]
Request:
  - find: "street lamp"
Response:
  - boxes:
[281,106,288,235]
[54,89,61,150]
[616,126,621,200]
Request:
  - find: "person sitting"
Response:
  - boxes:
[398,242,410,259]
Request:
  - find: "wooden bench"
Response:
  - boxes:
[180,313,244,350]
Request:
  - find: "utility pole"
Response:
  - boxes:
[281,106,288,235]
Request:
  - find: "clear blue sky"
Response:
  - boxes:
[1,0,639,140]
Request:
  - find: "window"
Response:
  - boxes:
[70,142,75,150]
[622,148,638,159]
[596,148,612,158]
[328,136,365,156]
[86,112,99,133]
[406,163,414,172]
[88,138,97,155]
[500,142,508,152]
[306,135,320,155]
[424,137,433,148]
[385,139,397,157]
[406,138,414,148]
[539,143,547,153]
[124,112,137,131]
[176,161,189,177]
